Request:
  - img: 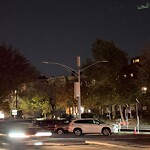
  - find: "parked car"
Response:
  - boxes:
[34,119,70,132]
[68,118,118,136]
[54,120,70,135]
[33,119,60,130]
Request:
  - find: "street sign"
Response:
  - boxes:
[12,109,17,115]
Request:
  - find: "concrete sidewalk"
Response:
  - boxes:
[119,124,150,134]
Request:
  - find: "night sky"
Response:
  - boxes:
[0,0,150,77]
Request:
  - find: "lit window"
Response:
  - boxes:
[133,59,140,63]
[124,74,127,78]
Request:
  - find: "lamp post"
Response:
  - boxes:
[136,98,139,134]
[43,56,108,119]
[14,90,17,110]
[77,56,81,118]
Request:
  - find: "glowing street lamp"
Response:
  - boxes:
[141,86,147,93]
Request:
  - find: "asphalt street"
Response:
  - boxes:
[43,132,150,149]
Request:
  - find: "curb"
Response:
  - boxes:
[43,142,87,146]
[85,141,126,148]
[85,141,150,148]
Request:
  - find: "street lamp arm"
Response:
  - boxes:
[80,60,108,72]
[42,61,77,77]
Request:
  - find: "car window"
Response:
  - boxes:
[93,120,100,124]
[74,120,86,123]
[98,120,105,124]
[74,120,93,124]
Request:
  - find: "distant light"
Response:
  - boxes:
[8,132,29,138]
[130,73,134,77]
[124,74,127,78]
[0,111,4,118]
[34,142,43,146]
[81,107,84,113]
[141,87,147,93]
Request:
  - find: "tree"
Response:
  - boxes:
[138,46,150,105]
[19,76,75,118]
[0,43,39,100]
[82,39,129,119]
[19,82,51,118]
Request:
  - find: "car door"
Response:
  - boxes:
[88,119,102,133]
[82,120,100,133]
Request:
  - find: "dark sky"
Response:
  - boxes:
[0,0,150,77]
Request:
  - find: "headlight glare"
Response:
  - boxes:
[35,131,52,137]
[8,132,29,138]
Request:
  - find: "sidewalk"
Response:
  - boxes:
[119,123,150,134]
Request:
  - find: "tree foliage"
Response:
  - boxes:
[19,82,51,117]
[0,43,39,99]
[82,39,129,109]
[19,77,75,118]
[138,45,150,104]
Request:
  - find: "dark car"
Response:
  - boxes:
[34,119,70,132]
[54,120,70,135]
[0,119,52,149]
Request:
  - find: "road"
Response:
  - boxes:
[42,132,150,149]
[0,130,150,149]
[43,144,140,150]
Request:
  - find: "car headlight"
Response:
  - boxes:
[35,131,52,137]
[34,141,44,146]
[8,132,29,138]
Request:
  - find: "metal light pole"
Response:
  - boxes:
[77,56,81,119]
[43,57,108,119]
[15,90,17,110]
[136,98,139,134]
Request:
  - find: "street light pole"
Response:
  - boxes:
[77,56,81,119]
[136,98,140,134]
[43,57,108,119]
[15,90,17,110]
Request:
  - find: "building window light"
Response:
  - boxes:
[124,74,127,78]
[133,59,140,63]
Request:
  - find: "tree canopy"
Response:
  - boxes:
[0,43,40,99]
[82,39,129,109]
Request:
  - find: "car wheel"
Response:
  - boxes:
[74,128,82,136]
[57,129,64,135]
[102,128,111,136]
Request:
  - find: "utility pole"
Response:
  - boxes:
[15,90,17,110]
[77,56,81,119]
[43,57,108,119]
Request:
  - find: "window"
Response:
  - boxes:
[133,59,140,63]
[75,120,93,124]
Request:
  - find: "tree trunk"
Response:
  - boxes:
[119,105,125,122]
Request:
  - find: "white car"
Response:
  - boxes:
[68,118,118,136]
